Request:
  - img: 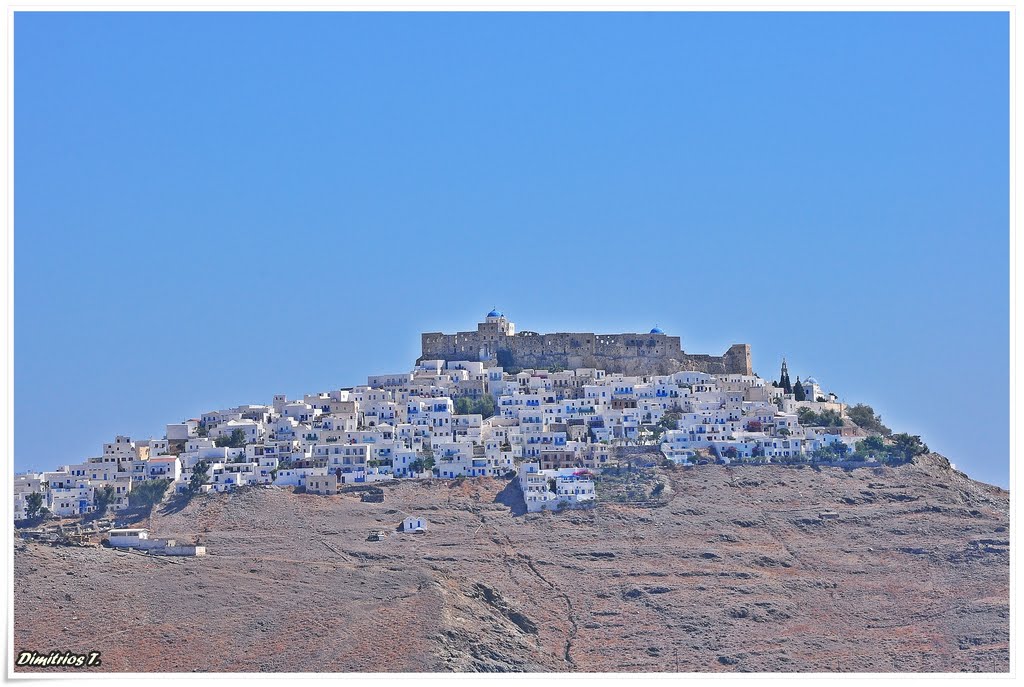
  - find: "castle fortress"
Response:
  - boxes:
[420,310,753,377]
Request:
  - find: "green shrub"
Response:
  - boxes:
[846,404,892,436]
[129,478,172,512]
[215,429,247,448]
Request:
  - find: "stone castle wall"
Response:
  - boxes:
[420,330,752,376]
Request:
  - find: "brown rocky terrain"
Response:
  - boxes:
[13,453,1008,673]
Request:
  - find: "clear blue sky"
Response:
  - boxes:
[15,12,1009,487]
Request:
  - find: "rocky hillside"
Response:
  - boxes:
[13,454,1008,673]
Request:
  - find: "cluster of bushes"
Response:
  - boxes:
[644,412,681,441]
[803,433,928,465]
[23,492,48,521]
[797,407,843,427]
[188,461,210,495]
[846,403,892,436]
[408,456,435,475]
[129,478,173,511]
[658,412,680,431]
[706,432,928,468]
[854,433,928,463]
[214,428,248,448]
[453,395,497,419]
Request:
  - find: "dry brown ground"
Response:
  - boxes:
[13,454,1008,673]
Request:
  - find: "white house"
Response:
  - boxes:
[166,420,198,441]
[211,418,263,444]
[517,462,596,512]
[273,465,326,488]
[402,515,427,532]
[146,456,181,481]
[49,483,95,517]
[109,528,151,548]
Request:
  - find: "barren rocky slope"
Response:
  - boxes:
[14,454,1008,673]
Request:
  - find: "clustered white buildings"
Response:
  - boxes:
[15,314,863,522]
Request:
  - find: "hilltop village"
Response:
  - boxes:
[14,312,927,523]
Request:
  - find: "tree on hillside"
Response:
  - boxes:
[189,461,210,495]
[820,409,843,427]
[659,413,680,431]
[93,484,116,516]
[454,395,496,419]
[793,378,806,402]
[846,404,892,436]
[800,408,843,427]
[25,492,44,520]
[889,433,929,462]
[778,359,792,394]
[855,435,886,458]
[496,349,515,370]
[215,429,247,449]
[129,478,172,512]
[475,394,496,419]
[811,445,835,462]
